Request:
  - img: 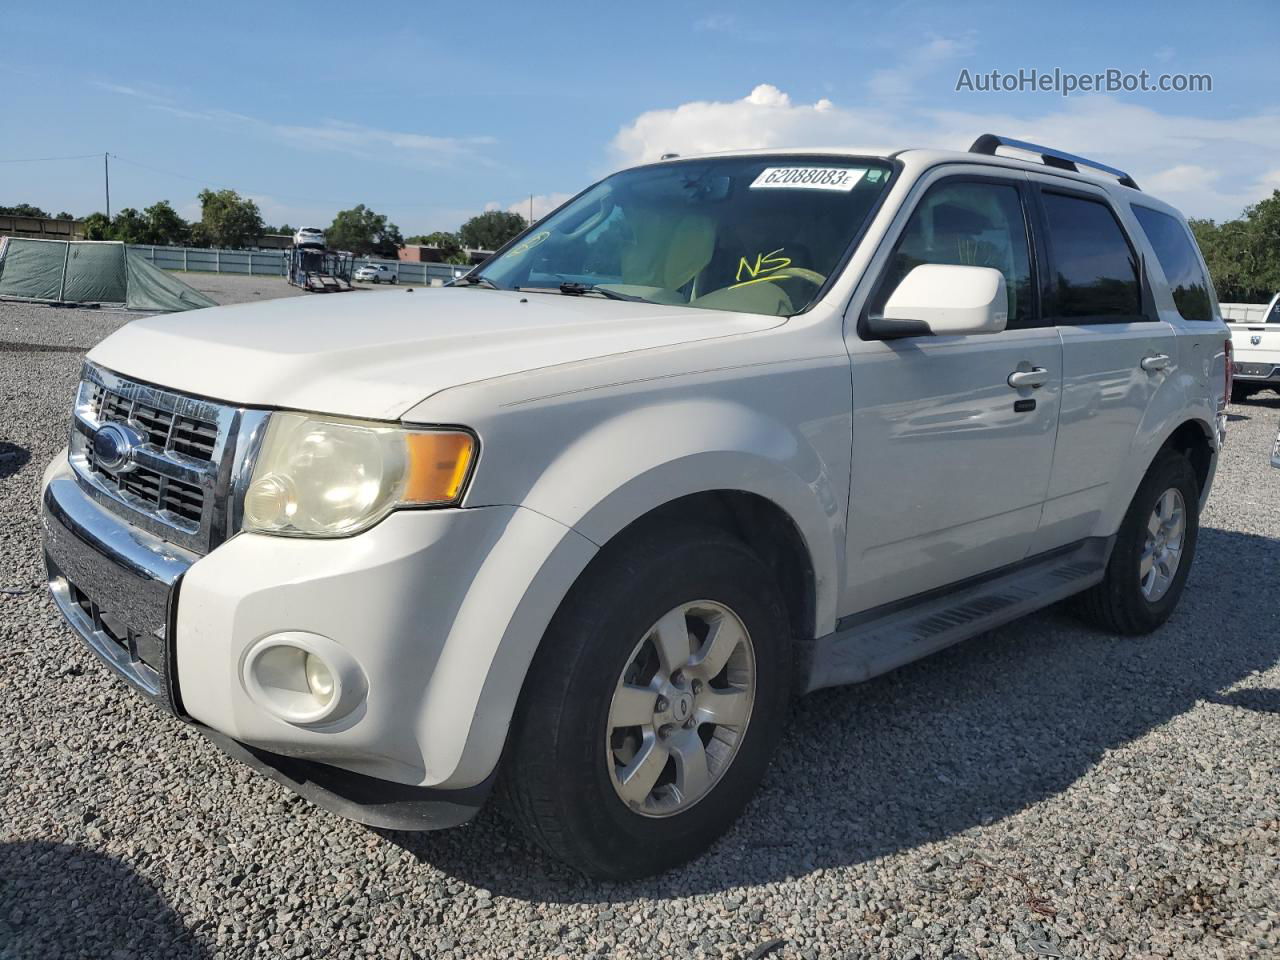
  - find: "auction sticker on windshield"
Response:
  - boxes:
[750,167,866,191]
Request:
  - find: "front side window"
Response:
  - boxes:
[1042,192,1142,321]
[473,156,895,317]
[868,179,1034,327]
[1132,205,1212,322]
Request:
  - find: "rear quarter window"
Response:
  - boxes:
[1132,205,1213,322]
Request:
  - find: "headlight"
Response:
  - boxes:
[241,412,476,537]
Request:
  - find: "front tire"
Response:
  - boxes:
[1075,450,1200,635]
[501,525,791,878]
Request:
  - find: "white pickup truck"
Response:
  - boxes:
[1223,292,1280,402]
[41,135,1230,878]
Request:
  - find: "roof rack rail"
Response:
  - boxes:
[968,134,1140,190]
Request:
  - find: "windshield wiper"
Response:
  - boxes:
[555,281,650,302]
[456,274,500,289]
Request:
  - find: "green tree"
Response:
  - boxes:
[458,210,526,251]
[0,203,51,217]
[193,188,264,248]
[110,208,151,243]
[55,211,74,220]
[81,212,111,240]
[1190,190,1280,303]
[326,204,404,257]
[142,200,189,245]
[404,231,469,264]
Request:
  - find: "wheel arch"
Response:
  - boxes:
[436,483,832,791]
[1104,414,1217,536]
[581,489,820,643]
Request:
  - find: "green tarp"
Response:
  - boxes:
[0,238,216,312]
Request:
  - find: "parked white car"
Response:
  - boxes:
[354,263,398,284]
[1223,291,1280,402]
[293,227,325,249]
[41,135,1230,878]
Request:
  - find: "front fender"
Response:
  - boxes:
[518,398,842,632]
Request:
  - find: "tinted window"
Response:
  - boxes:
[871,180,1033,326]
[1042,192,1142,320]
[1132,205,1212,321]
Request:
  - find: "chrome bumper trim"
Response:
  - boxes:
[42,468,195,710]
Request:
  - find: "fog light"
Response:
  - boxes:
[240,632,365,726]
[304,653,335,702]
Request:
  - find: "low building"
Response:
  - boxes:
[398,245,493,265]
[0,214,84,242]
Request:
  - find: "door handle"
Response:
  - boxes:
[1140,354,1171,372]
[1007,367,1049,389]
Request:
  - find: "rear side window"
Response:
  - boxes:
[870,179,1034,327]
[1132,206,1213,321]
[1041,192,1143,322]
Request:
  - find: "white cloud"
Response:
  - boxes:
[509,192,575,221]
[869,32,977,101]
[693,13,735,32]
[610,86,1280,220]
[98,80,494,167]
[271,120,494,164]
[1145,164,1219,194]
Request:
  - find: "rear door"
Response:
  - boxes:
[842,171,1062,613]
[1028,179,1177,550]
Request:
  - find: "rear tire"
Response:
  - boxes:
[501,524,792,879]
[1075,450,1200,635]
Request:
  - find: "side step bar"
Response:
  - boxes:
[801,537,1113,693]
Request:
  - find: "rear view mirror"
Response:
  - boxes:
[867,264,1008,339]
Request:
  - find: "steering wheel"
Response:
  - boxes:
[774,267,827,289]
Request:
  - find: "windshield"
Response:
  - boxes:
[474,155,894,317]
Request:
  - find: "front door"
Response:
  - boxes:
[843,172,1062,614]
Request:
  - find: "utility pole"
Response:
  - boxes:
[104,152,111,221]
[529,194,534,225]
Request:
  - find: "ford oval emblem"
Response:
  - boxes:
[91,422,141,473]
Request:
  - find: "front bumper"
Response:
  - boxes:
[40,454,594,826]
[42,467,191,710]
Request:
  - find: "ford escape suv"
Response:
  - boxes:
[42,135,1231,878]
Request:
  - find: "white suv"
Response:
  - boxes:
[354,263,399,284]
[292,227,325,249]
[41,136,1231,878]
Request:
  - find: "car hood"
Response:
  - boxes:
[88,287,782,419]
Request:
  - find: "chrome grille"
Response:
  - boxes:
[68,362,268,555]
[85,380,219,462]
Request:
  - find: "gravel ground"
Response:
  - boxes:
[1,286,1278,960]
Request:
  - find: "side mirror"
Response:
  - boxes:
[867,264,1008,339]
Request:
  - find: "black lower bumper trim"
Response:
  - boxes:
[196,727,493,831]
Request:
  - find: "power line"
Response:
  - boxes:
[0,153,103,164]
[109,153,463,210]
